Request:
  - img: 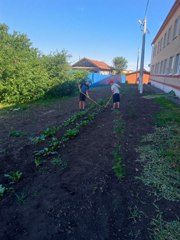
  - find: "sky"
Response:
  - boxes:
[0,0,176,70]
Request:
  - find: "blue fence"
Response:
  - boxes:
[87,73,112,84]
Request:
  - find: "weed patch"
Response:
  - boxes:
[136,126,180,201]
[151,212,180,240]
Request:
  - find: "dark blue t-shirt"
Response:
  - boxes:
[80,83,88,94]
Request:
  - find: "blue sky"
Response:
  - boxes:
[0,0,176,70]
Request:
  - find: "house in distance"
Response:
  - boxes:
[71,58,112,75]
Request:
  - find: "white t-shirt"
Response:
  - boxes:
[111,83,120,94]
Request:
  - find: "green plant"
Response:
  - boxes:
[14,192,27,204]
[51,156,67,169]
[31,134,46,144]
[4,171,22,183]
[113,112,124,137]
[112,146,124,178]
[9,129,26,137]
[64,128,79,139]
[34,157,43,167]
[0,184,6,198]
[43,126,60,137]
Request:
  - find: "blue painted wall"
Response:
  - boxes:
[87,73,112,84]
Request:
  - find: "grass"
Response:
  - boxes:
[0,94,76,114]
[136,126,180,201]
[151,212,180,240]
[154,97,180,126]
[137,96,180,201]
[136,96,180,239]
[112,110,125,178]
[128,205,144,224]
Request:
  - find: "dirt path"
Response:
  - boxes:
[0,85,175,240]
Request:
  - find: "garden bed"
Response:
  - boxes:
[0,85,179,240]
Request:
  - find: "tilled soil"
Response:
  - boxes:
[0,85,177,240]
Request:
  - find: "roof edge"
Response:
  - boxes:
[152,0,180,44]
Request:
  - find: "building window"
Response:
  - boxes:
[155,63,158,74]
[153,45,157,57]
[160,38,163,51]
[168,56,175,75]
[163,59,167,75]
[151,65,154,74]
[173,16,180,39]
[163,32,167,48]
[157,62,160,74]
[160,60,164,74]
[167,26,171,44]
[174,54,180,75]
[157,41,160,53]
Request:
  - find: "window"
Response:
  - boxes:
[163,59,167,75]
[168,56,175,75]
[157,62,160,74]
[163,32,167,48]
[155,63,158,74]
[174,54,180,75]
[160,38,163,51]
[157,41,160,53]
[151,65,154,74]
[153,45,157,57]
[160,61,164,74]
[173,16,180,39]
[167,27,171,44]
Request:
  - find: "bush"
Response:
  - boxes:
[0,24,88,104]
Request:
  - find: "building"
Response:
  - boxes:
[150,0,180,98]
[126,70,150,84]
[71,58,112,75]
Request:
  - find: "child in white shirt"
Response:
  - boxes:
[109,80,120,109]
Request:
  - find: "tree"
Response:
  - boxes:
[113,57,128,74]
[0,24,89,103]
[0,24,50,103]
[41,50,71,81]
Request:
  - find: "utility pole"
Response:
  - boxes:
[139,16,147,94]
[136,48,140,84]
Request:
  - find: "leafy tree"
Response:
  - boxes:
[0,24,50,103]
[113,56,128,74]
[41,50,71,81]
[0,24,89,104]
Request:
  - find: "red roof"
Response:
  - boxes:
[86,58,112,70]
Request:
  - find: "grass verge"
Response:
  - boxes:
[136,96,180,239]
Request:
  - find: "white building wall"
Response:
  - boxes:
[150,0,180,98]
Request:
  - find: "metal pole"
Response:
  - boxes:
[139,16,147,94]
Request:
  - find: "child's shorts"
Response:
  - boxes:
[79,93,86,101]
[113,93,120,103]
